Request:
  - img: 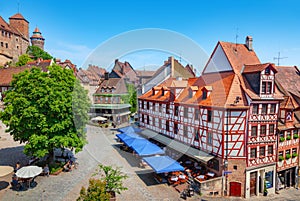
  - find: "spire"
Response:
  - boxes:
[30,26,45,50]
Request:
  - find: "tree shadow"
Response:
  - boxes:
[0,146,29,166]
[0,181,9,191]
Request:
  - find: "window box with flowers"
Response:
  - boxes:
[278,156,284,161]
[279,137,285,142]
[292,153,298,158]
[286,135,291,140]
[293,134,299,139]
[285,154,291,160]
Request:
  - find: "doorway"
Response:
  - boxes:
[230,182,241,197]
[250,172,257,196]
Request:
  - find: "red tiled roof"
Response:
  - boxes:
[175,72,243,108]
[219,41,260,74]
[136,70,156,77]
[9,13,29,23]
[0,63,51,86]
[243,63,277,74]
[275,66,300,98]
[34,27,40,32]
[0,16,12,32]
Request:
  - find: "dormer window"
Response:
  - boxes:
[265,67,270,74]
[202,90,207,100]
[189,90,193,98]
[261,81,272,94]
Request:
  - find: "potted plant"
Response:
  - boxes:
[294,133,299,139]
[285,154,291,160]
[279,137,285,142]
[96,164,128,201]
[287,135,291,140]
[292,153,298,158]
[263,180,268,196]
[278,156,284,161]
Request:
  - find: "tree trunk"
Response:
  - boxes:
[109,191,116,201]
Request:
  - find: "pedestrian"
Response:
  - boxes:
[14,162,21,173]
[43,164,50,177]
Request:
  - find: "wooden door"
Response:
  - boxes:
[230,182,241,197]
[250,172,257,196]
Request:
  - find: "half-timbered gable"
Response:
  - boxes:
[274,66,300,188]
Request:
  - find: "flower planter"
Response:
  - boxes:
[50,168,63,175]
[109,191,116,201]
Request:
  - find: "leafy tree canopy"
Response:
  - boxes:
[125,83,137,113]
[77,179,110,201]
[0,64,90,158]
[16,54,33,66]
[26,45,53,60]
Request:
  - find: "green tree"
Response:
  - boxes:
[0,65,90,158]
[126,83,137,113]
[95,164,128,195]
[26,45,53,60]
[77,178,110,201]
[16,54,33,66]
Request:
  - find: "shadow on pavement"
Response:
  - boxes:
[112,144,141,168]
[0,146,29,166]
[0,181,9,191]
[135,169,159,186]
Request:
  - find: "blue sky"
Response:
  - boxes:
[1,0,300,72]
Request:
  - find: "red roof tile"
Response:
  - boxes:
[9,13,28,23]
[243,63,277,74]
[219,41,260,74]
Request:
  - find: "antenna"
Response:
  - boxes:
[235,28,239,51]
[17,1,20,13]
[273,52,287,66]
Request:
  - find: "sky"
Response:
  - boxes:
[1,0,300,73]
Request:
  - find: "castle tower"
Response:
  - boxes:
[30,27,45,50]
[9,13,29,39]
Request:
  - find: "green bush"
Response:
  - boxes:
[49,162,64,174]
[286,135,291,140]
[292,153,298,158]
[278,156,284,161]
[285,154,291,160]
[280,137,285,142]
[294,134,299,139]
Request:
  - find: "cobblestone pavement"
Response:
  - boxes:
[1,124,300,201]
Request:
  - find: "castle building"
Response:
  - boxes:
[0,13,30,65]
[30,27,45,50]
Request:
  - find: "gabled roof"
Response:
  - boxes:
[87,65,106,77]
[136,70,156,77]
[275,66,300,98]
[242,63,277,74]
[77,69,100,85]
[0,16,12,32]
[280,96,298,109]
[205,41,260,75]
[0,62,51,86]
[95,78,128,95]
[9,13,29,23]
[175,72,244,108]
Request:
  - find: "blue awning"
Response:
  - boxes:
[123,137,148,147]
[132,141,165,156]
[116,132,141,142]
[118,125,142,133]
[143,155,184,173]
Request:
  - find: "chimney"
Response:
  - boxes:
[104,72,109,80]
[115,59,119,64]
[170,56,175,77]
[245,36,253,51]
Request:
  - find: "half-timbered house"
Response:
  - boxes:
[275,66,300,189]
[138,36,285,198]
